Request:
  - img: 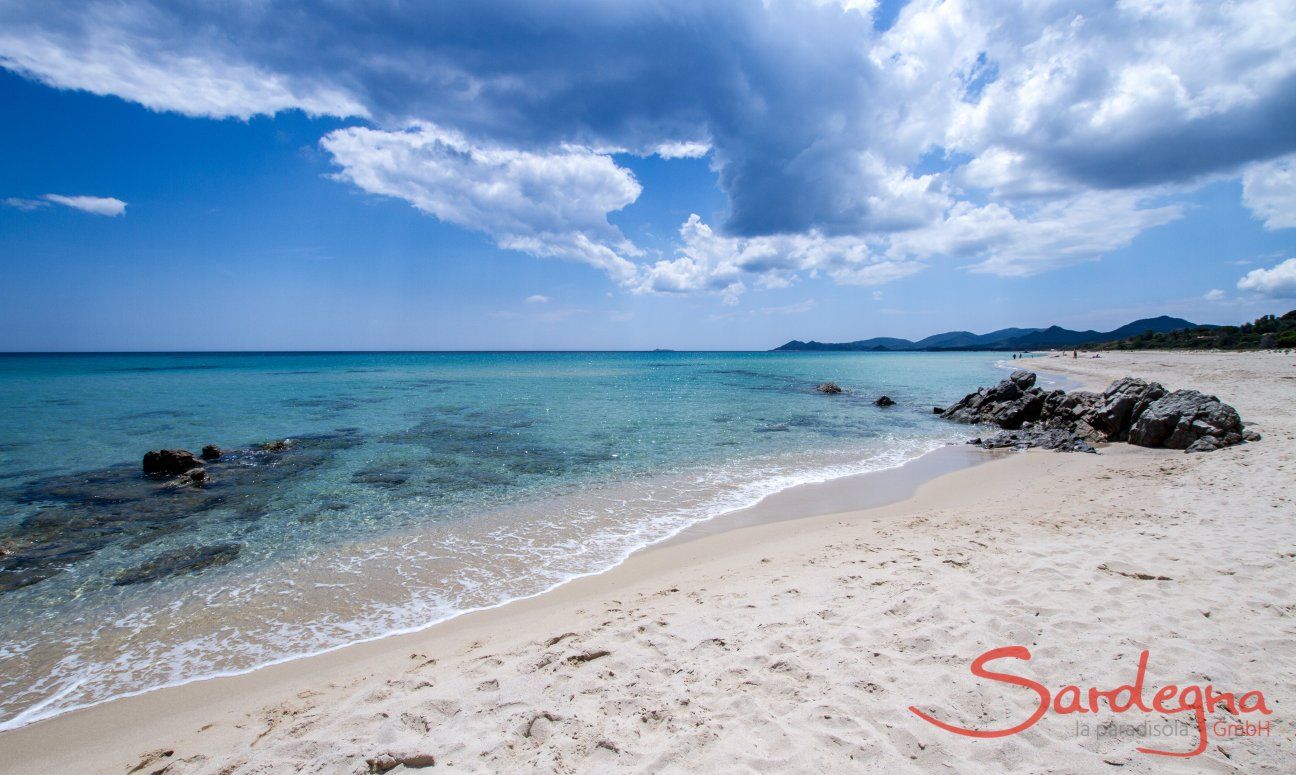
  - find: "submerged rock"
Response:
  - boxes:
[142,449,203,477]
[113,543,241,585]
[874,395,895,406]
[0,430,362,594]
[816,382,843,394]
[201,444,223,461]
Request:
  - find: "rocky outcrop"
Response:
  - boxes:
[816,382,843,394]
[969,428,1097,454]
[943,371,1251,454]
[940,369,1043,430]
[1092,377,1167,441]
[874,395,895,406]
[1127,390,1244,452]
[201,444,223,461]
[142,449,204,477]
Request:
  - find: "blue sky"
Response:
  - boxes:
[1,0,1294,351]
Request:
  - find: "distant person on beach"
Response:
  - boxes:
[1072,350,1077,358]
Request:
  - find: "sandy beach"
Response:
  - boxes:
[0,351,1292,774]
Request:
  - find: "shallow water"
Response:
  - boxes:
[0,351,1004,728]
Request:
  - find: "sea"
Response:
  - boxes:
[0,351,1010,729]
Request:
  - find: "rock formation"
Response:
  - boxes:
[142,449,204,477]
[943,371,1253,454]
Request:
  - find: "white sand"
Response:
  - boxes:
[0,351,1292,773]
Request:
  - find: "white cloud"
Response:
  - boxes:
[43,194,127,216]
[634,214,924,302]
[1204,289,1225,301]
[889,192,1183,277]
[3,0,1294,298]
[321,123,642,281]
[653,142,710,159]
[6,194,127,215]
[525,294,550,304]
[3,197,48,211]
[0,6,365,120]
[1237,258,1296,299]
[1242,155,1296,230]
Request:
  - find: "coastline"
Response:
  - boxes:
[1,351,1291,772]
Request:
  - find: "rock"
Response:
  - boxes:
[258,439,293,452]
[1091,377,1167,441]
[942,373,1047,430]
[940,371,1249,454]
[1128,390,1245,451]
[112,543,241,585]
[367,753,436,773]
[932,406,944,414]
[142,449,204,477]
[178,467,207,487]
[1008,369,1037,390]
[970,428,1097,453]
[816,382,843,394]
[200,444,223,461]
[1244,430,1262,442]
[874,395,895,406]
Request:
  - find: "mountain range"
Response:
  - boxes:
[772,316,1212,352]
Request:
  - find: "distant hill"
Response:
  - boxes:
[1094,310,1296,351]
[773,316,1209,352]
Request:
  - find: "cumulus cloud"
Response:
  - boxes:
[889,192,1183,277]
[525,294,550,304]
[1242,155,1296,230]
[1204,289,1225,301]
[2,0,1293,297]
[321,123,642,281]
[1237,258,1296,299]
[635,214,925,303]
[6,193,127,216]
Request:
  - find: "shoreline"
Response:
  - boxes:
[1,351,1290,772]
[0,430,990,736]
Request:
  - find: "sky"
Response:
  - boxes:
[1,0,1295,351]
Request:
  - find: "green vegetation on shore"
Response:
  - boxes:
[1093,310,1296,351]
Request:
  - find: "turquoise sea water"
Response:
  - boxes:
[0,351,1005,729]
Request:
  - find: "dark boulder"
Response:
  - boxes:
[201,444,223,461]
[874,395,895,406]
[816,382,844,394]
[932,406,944,414]
[940,370,1250,454]
[1128,390,1245,451]
[1091,378,1167,441]
[113,543,241,585]
[1008,370,1037,390]
[970,428,1097,454]
[142,449,203,477]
